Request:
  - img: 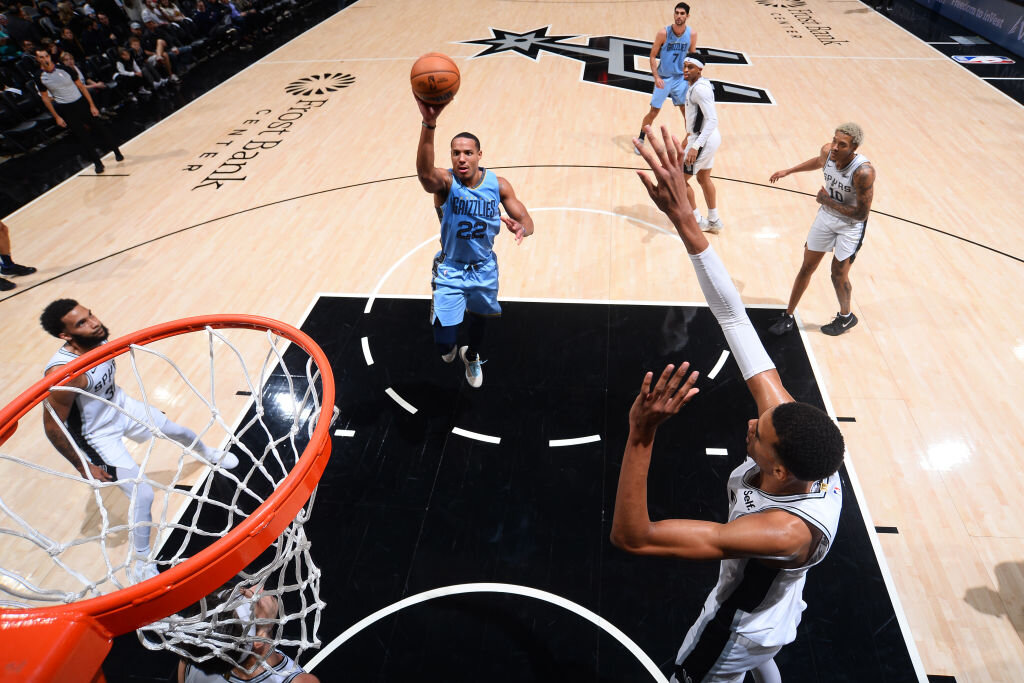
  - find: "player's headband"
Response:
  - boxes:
[684,56,705,68]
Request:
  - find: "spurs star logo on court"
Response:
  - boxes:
[461,27,773,105]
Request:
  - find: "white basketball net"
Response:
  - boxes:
[0,325,330,672]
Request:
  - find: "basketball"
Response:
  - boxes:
[411,52,461,105]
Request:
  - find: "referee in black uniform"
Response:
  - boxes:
[33,49,123,174]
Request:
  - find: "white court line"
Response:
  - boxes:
[303,582,668,683]
[360,336,373,366]
[752,54,945,60]
[452,427,501,444]
[363,208,677,315]
[364,235,437,314]
[795,314,929,680]
[385,387,417,414]
[705,448,728,456]
[984,77,1024,80]
[707,350,730,380]
[529,207,677,237]
[334,429,355,437]
[927,41,959,44]
[321,292,793,311]
[550,434,601,447]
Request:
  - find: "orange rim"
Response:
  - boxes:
[0,314,334,635]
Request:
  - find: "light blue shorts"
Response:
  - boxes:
[430,251,501,327]
[651,74,689,108]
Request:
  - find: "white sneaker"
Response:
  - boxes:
[700,217,724,234]
[441,344,458,363]
[459,346,484,389]
[131,558,159,583]
[169,74,181,83]
[206,449,239,469]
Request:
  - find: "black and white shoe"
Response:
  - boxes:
[821,312,858,336]
[0,263,36,277]
[768,313,795,336]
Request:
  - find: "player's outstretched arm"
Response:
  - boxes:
[634,125,793,415]
[414,95,450,195]
[610,364,812,560]
[769,143,830,183]
[498,177,534,244]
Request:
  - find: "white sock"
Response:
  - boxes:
[692,209,703,222]
[708,208,719,221]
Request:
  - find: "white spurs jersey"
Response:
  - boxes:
[45,344,126,437]
[696,458,842,648]
[821,151,869,222]
[182,651,307,683]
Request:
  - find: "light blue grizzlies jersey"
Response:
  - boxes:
[440,168,502,263]
[658,25,691,78]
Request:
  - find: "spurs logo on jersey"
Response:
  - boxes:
[822,151,868,220]
[45,344,126,440]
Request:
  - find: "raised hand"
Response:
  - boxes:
[415,94,449,126]
[633,124,691,224]
[628,362,700,438]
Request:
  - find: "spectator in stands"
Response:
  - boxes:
[81,16,116,56]
[18,39,40,76]
[33,48,123,173]
[157,0,187,24]
[97,12,130,44]
[35,3,62,40]
[0,218,36,292]
[91,0,129,28]
[59,50,114,109]
[127,33,165,88]
[122,0,144,25]
[131,19,180,82]
[56,26,85,61]
[114,44,149,97]
[6,5,42,47]
[189,0,227,41]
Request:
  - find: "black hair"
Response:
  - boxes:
[770,402,845,481]
[40,299,78,337]
[675,2,690,12]
[451,131,481,151]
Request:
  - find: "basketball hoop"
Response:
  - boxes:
[0,315,335,681]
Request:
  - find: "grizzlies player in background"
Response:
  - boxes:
[415,95,534,388]
[39,299,239,582]
[635,2,698,154]
[767,123,875,337]
[612,125,845,682]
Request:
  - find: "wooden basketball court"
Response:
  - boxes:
[1,0,1023,680]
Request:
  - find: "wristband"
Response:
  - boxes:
[422,121,436,129]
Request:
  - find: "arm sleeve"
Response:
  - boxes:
[691,82,718,149]
[688,246,775,380]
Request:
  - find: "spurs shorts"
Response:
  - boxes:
[672,617,782,683]
[651,74,689,108]
[81,394,169,470]
[806,208,867,262]
[430,251,501,327]
[683,127,721,175]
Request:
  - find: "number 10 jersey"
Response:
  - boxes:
[821,151,869,222]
